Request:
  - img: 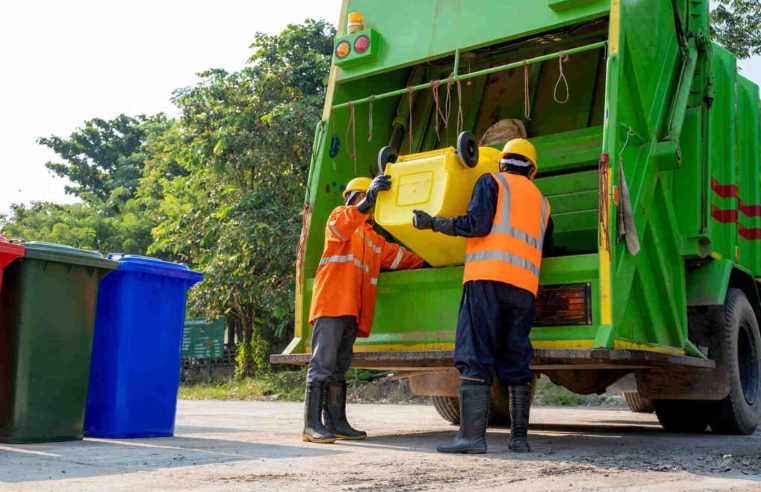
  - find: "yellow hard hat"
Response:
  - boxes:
[500,138,538,176]
[343,177,373,199]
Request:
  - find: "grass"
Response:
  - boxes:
[179,369,307,402]
[179,369,620,407]
[533,376,589,406]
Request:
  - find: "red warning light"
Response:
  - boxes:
[354,35,369,54]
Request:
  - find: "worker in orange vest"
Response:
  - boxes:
[304,175,424,444]
[413,139,553,454]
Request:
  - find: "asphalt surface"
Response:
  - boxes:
[1,401,759,491]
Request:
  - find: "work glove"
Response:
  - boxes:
[413,210,457,236]
[356,175,391,213]
[412,209,434,230]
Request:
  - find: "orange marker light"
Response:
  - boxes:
[335,40,351,58]
[354,35,369,53]
[348,12,364,34]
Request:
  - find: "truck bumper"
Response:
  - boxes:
[270,348,714,371]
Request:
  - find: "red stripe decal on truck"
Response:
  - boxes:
[711,178,761,240]
[711,177,761,217]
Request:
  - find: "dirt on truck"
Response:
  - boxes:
[272,0,761,436]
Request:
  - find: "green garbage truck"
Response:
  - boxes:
[272,0,761,435]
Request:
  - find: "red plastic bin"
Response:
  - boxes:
[0,237,25,294]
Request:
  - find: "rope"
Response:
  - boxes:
[345,102,357,174]
[445,73,454,143]
[407,85,414,153]
[456,78,464,136]
[431,80,447,142]
[553,52,570,104]
[523,62,532,121]
[367,96,374,142]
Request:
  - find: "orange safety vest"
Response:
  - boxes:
[310,206,424,337]
[463,172,550,296]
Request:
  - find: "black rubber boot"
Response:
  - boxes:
[303,382,336,443]
[324,382,367,440]
[509,385,532,453]
[436,385,490,454]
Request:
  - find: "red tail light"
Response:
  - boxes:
[534,283,592,326]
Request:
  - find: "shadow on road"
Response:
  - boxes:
[0,435,347,483]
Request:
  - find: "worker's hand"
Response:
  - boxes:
[412,209,434,230]
[357,175,391,213]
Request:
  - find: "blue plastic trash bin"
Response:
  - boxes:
[84,255,203,438]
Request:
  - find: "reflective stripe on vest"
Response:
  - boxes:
[491,172,549,252]
[330,224,350,242]
[463,172,549,292]
[319,254,370,273]
[389,247,406,270]
[465,250,540,276]
[357,230,382,254]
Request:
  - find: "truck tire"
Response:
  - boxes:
[708,288,761,435]
[623,391,654,413]
[653,400,710,433]
[431,396,460,424]
[432,377,537,426]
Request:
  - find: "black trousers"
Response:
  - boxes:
[455,280,535,387]
[306,316,358,383]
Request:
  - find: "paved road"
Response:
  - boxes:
[1,401,759,491]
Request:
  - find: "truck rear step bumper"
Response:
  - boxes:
[270,349,714,371]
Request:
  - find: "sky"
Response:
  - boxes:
[1,1,759,215]
[0,0,342,215]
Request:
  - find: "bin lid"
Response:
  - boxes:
[22,242,117,269]
[0,236,25,258]
[108,254,204,283]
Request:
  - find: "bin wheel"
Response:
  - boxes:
[623,391,654,413]
[456,131,479,168]
[377,146,399,175]
[654,400,710,433]
[707,288,761,435]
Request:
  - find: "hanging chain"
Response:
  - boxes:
[431,80,447,143]
[553,52,570,104]
[345,102,357,174]
[407,85,414,153]
[445,73,454,144]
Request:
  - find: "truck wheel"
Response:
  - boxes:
[431,396,460,424]
[708,288,761,435]
[623,391,654,413]
[456,131,479,168]
[431,377,537,426]
[489,383,511,426]
[653,400,710,433]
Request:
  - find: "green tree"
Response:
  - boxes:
[2,113,176,254]
[149,19,335,376]
[39,114,170,205]
[711,0,761,59]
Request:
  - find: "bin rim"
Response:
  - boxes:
[108,254,204,283]
[0,236,25,258]
[21,242,116,270]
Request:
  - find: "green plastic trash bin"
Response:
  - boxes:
[0,242,116,443]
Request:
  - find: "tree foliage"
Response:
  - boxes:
[711,0,761,59]
[39,114,171,205]
[147,19,334,376]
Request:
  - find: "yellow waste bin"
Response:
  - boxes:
[375,143,501,267]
